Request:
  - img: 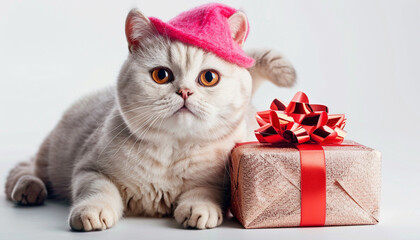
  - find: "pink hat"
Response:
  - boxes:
[149,3,255,68]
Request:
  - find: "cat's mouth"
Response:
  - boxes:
[175,105,194,115]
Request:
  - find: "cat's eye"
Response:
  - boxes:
[198,70,220,87]
[151,67,174,84]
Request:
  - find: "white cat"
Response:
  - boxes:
[5,7,295,231]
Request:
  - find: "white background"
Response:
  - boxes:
[0,0,419,239]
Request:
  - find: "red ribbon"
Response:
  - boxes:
[297,144,326,226]
[253,92,347,227]
[255,91,346,145]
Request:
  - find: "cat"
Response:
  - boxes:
[5,7,296,231]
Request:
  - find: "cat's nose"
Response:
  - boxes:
[177,88,193,100]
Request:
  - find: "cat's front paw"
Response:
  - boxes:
[174,201,223,229]
[69,201,118,231]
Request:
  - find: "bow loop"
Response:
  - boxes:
[255,92,347,144]
[270,99,287,111]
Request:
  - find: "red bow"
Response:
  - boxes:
[255,92,347,144]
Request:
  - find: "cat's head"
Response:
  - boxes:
[117,8,252,141]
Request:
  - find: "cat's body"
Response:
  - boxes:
[5,5,296,231]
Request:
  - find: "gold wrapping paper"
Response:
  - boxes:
[230,140,381,228]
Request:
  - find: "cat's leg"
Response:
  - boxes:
[5,135,53,205]
[246,48,296,94]
[5,158,48,206]
[69,171,124,231]
[174,187,223,229]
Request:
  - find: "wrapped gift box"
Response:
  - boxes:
[230,141,381,228]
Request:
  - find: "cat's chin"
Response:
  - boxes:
[163,106,206,133]
[172,107,196,123]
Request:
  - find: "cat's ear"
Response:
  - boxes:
[227,11,249,47]
[125,9,155,53]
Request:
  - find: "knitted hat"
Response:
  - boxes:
[149,3,255,68]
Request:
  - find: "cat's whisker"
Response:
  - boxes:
[124,104,173,161]
[134,110,167,150]
[97,112,158,161]
[125,108,169,163]
[105,101,171,136]
[132,111,169,167]
[125,112,164,161]
[114,112,160,160]
[91,104,156,140]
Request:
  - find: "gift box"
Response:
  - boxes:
[229,92,381,228]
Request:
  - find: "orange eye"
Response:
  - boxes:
[198,70,220,87]
[151,68,173,84]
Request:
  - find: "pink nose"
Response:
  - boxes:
[177,88,193,100]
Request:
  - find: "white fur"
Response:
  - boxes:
[5,9,296,231]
